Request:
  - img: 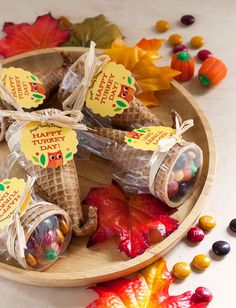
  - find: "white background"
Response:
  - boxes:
[0,0,235,307]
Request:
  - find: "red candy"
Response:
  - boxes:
[173,44,188,54]
[195,287,213,302]
[168,180,179,198]
[187,227,205,242]
[197,49,213,62]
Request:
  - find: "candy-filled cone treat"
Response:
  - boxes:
[58,42,162,130]
[5,109,97,236]
[80,122,203,208]
[6,201,72,271]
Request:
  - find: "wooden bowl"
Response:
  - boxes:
[0,47,215,287]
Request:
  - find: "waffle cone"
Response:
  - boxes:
[111,98,162,130]
[6,110,97,236]
[93,127,126,144]
[6,202,72,271]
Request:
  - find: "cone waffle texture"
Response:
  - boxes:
[91,127,199,207]
[7,201,71,271]
[110,98,162,130]
[5,110,97,236]
[93,127,126,144]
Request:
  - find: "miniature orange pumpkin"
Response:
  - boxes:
[171,51,195,82]
[198,57,227,86]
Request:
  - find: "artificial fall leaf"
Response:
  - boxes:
[84,182,178,258]
[105,38,180,107]
[86,258,213,308]
[0,13,70,58]
[60,14,122,49]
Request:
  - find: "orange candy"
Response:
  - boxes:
[190,36,205,48]
[155,20,170,32]
[168,34,183,46]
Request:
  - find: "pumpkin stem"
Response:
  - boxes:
[176,51,191,61]
[199,75,211,86]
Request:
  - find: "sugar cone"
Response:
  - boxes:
[92,127,126,144]
[88,127,202,208]
[5,110,97,236]
[110,98,162,130]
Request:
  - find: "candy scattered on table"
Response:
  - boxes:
[190,35,205,48]
[195,287,213,302]
[171,51,195,81]
[188,227,205,242]
[199,215,216,231]
[198,57,227,86]
[212,240,230,256]
[172,261,191,279]
[168,34,183,46]
[229,218,236,232]
[197,49,213,61]
[180,14,195,26]
[155,20,170,32]
[173,43,188,54]
[192,254,211,270]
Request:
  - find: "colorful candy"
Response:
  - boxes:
[190,36,205,48]
[180,15,195,26]
[195,287,213,302]
[168,34,183,46]
[192,254,211,270]
[212,241,230,256]
[179,182,188,196]
[59,219,70,235]
[197,49,213,62]
[173,44,188,54]
[155,20,170,32]
[199,215,216,231]
[26,253,37,267]
[173,170,184,182]
[229,218,236,232]
[198,57,227,87]
[172,262,191,279]
[175,153,188,169]
[188,227,205,243]
[168,180,179,197]
[171,51,195,81]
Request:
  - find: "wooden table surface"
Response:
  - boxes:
[0,0,235,307]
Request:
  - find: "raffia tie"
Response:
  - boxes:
[0,64,23,111]
[6,175,36,260]
[148,119,194,196]
[62,41,110,111]
[0,109,87,130]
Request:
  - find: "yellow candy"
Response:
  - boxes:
[174,170,184,182]
[172,262,191,279]
[169,171,175,181]
[168,34,183,46]
[192,254,211,270]
[26,253,37,267]
[199,215,216,231]
[155,20,170,32]
[59,219,69,235]
[56,228,65,243]
[187,151,196,160]
[190,36,205,48]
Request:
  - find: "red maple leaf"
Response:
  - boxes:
[86,258,213,307]
[0,13,70,58]
[84,182,178,258]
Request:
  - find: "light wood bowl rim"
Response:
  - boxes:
[0,47,216,287]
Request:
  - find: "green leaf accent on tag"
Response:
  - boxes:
[32,156,39,163]
[40,154,46,166]
[34,99,41,103]
[136,129,146,133]
[0,184,5,191]
[114,107,122,112]
[32,93,44,99]
[31,75,37,81]
[128,76,132,85]
[127,138,132,142]
[116,100,127,108]
[3,181,11,185]
[65,152,72,159]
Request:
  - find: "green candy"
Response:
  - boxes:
[43,249,58,261]
[190,161,197,177]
